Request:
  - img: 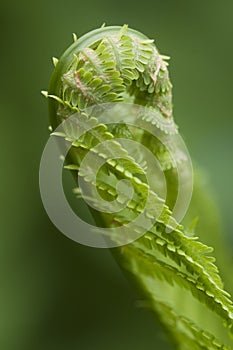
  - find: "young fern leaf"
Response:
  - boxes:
[43,25,233,349]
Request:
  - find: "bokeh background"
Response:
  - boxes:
[1,0,233,349]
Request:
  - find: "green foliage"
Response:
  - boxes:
[44,25,233,349]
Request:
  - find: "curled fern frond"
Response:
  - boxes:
[43,25,233,349]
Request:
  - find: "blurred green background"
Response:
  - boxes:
[1,0,233,349]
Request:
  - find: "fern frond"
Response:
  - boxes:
[43,25,233,349]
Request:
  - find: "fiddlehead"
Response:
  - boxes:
[42,25,233,349]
